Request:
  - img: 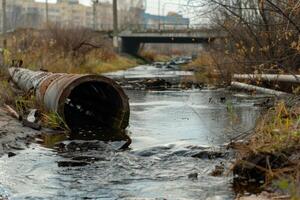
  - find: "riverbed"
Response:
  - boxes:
[0,64,266,200]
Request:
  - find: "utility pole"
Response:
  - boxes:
[158,0,160,30]
[93,0,98,30]
[113,0,118,49]
[2,0,7,47]
[45,0,49,25]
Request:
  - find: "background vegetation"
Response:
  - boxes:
[188,0,300,85]
[2,25,139,74]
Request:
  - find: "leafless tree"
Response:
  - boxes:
[187,0,300,73]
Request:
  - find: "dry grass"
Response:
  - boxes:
[184,51,235,85]
[7,43,138,75]
[255,104,299,153]
[41,112,70,131]
[139,51,171,62]
[0,68,14,106]
[3,27,138,75]
[237,101,300,154]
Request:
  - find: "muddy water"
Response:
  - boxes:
[0,65,265,200]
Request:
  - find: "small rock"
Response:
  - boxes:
[220,97,226,103]
[210,163,225,176]
[8,152,16,158]
[27,109,39,123]
[57,161,90,167]
[188,172,198,180]
[72,156,104,162]
[22,119,41,130]
[192,151,227,159]
[144,78,171,90]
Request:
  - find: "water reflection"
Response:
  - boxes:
[128,89,261,150]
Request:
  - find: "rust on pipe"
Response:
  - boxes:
[8,67,130,132]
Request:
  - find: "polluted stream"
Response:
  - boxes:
[0,64,267,199]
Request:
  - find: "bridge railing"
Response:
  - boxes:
[119,23,216,32]
[94,23,217,33]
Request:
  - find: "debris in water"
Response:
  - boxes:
[22,119,41,130]
[192,150,228,159]
[57,161,90,167]
[22,109,41,130]
[188,172,198,180]
[210,162,225,176]
[7,152,16,158]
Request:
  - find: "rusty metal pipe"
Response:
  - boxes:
[8,67,130,131]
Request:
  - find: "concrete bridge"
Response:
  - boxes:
[117,26,226,54]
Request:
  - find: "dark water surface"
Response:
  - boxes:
[0,66,266,200]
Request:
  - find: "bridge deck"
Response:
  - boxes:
[119,29,225,39]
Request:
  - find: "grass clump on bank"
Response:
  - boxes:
[41,112,70,132]
[183,52,234,86]
[0,78,15,106]
[232,100,300,198]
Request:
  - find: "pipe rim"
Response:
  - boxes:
[57,74,130,129]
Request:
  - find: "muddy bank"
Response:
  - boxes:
[231,100,300,199]
[0,108,40,157]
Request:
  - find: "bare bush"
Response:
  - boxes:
[46,24,108,57]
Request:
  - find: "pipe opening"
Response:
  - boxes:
[63,81,126,136]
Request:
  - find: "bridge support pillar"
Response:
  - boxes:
[120,38,140,55]
[201,41,210,50]
[113,36,120,51]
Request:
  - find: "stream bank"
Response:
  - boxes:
[232,99,300,199]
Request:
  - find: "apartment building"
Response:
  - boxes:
[0,0,143,31]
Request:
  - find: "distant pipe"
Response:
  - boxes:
[233,74,300,83]
[231,81,290,97]
[8,67,130,132]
